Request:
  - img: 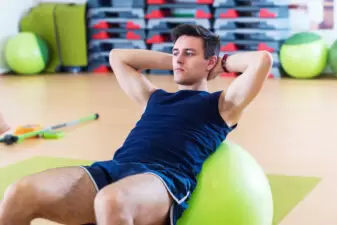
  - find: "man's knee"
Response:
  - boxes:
[94,187,133,223]
[3,178,34,202]
[0,178,38,219]
[3,183,15,200]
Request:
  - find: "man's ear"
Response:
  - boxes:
[207,55,218,72]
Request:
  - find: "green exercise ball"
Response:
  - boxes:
[5,32,49,75]
[280,32,328,79]
[328,39,337,74]
[177,141,273,225]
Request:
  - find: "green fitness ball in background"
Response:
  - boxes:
[177,141,273,225]
[280,32,328,79]
[328,39,337,74]
[5,32,49,75]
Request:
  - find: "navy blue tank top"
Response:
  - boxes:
[113,89,237,178]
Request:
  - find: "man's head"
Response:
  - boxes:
[171,24,221,86]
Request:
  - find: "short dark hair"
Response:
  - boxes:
[171,24,220,59]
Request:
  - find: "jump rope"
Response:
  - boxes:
[0,113,99,145]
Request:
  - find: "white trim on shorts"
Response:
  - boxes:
[144,172,190,204]
[80,166,99,192]
[144,172,190,225]
[170,204,175,225]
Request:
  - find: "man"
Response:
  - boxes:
[0,24,272,225]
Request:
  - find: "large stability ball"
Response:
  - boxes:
[280,32,328,79]
[328,39,337,74]
[5,32,49,75]
[178,141,273,225]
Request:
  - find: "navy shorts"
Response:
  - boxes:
[80,160,193,225]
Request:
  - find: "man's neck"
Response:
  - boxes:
[178,81,208,92]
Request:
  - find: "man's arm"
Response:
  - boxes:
[219,51,273,125]
[109,49,173,108]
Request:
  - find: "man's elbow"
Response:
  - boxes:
[109,49,122,61]
[258,51,273,70]
[109,49,125,68]
[250,51,273,79]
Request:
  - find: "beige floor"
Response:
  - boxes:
[0,74,337,225]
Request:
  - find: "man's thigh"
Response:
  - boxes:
[1,166,97,224]
[99,173,174,225]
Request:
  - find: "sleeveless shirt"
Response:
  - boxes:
[113,89,237,179]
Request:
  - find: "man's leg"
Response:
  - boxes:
[94,173,173,225]
[0,167,97,225]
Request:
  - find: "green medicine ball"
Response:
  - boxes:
[328,39,337,74]
[5,32,49,75]
[280,32,328,79]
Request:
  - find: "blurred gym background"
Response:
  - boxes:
[0,0,336,79]
[1,2,337,225]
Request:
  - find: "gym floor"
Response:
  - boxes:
[0,74,336,225]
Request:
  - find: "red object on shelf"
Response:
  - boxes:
[146,34,165,44]
[257,43,275,52]
[221,43,238,52]
[147,0,165,4]
[92,21,109,29]
[220,9,238,18]
[220,72,237,78]
[147,0,212,4]
[92,31,109,40]
[196,0,213,4]
[195,9,211,18]
[126,21,141,29]
[259,8,276,18]
[126,31,141,40]
[93,66,110,73]
[146,9,165,18]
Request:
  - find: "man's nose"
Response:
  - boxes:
[176,54,184,64]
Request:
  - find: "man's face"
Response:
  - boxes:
[172,35,216,86]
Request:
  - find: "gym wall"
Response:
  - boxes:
[0,0,36,73]
[289,0,336,73]
[0,0,86,74]
[0,0,336,74]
